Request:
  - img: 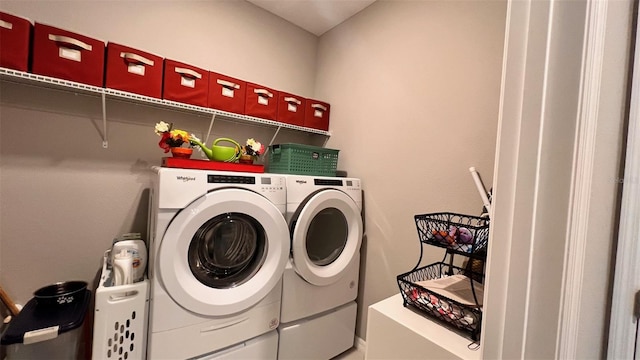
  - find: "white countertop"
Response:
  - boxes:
[365,293,482,360]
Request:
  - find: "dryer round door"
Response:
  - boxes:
[158,188,289,316]
[291,189,363,286]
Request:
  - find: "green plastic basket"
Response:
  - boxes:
[266,143,339,176]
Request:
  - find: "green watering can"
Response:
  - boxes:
[191,137,241,162]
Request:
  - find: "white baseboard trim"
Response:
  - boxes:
[355,336,367,353]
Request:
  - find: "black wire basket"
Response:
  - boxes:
[414,212,489,258]
[397,261,484,341]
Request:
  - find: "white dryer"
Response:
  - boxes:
[147,167,289,359]
[278,175,363,360]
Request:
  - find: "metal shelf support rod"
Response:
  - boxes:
[322,136,330,147]
[101,92,108,148]
[264,126,282,157]
[268,126,281,147]
[204,113,216,146]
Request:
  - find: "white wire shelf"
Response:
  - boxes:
[0,67,331,137]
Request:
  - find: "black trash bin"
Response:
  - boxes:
[1,286,91,359]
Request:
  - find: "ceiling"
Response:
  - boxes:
[247,0,376,36]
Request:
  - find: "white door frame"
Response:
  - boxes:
[557,0,609,357]
[608,1,640,356]
[482,0,633,358]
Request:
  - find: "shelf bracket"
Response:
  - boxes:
[101,92,108,148]
[204,113,216,146]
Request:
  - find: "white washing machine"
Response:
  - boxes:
[277,175,363,360]
[147,167,289,359]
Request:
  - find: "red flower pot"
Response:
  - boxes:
[239,154,254,164]
[170,147,193,159]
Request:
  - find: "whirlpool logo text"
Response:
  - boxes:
[176,176,196,182]
[295,180,307,184]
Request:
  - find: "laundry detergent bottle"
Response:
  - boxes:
[113,249,133,286]
[111,239,147,283]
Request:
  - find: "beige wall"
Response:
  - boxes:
[2,1,317,93]
[0,0,507,345]
[0,0,319,305]
[316,1,506,338]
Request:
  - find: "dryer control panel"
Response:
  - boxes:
[312,178,361,192]
[286,175,362,205]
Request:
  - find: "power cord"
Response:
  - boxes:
[468,340,481,351]
[634,290,639,359]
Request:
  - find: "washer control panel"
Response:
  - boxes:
[206,174,285,192]
[260,176,285,192]
[208,174,256,184]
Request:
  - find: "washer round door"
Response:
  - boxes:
[290,189,363,286]
[158,188,289,316]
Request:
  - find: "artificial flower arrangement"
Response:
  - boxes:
[241,138,265,159]
[238,138,265,164]
[154,121,192,153]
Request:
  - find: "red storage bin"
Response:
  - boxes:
[32,23,105,87]
[163,59,209,107]
[105,43,163,98]
[245,83,278,121]
[208,72,246,114]
[276,92,305,127]
[0,12,32,72]
[304,99,331,131]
